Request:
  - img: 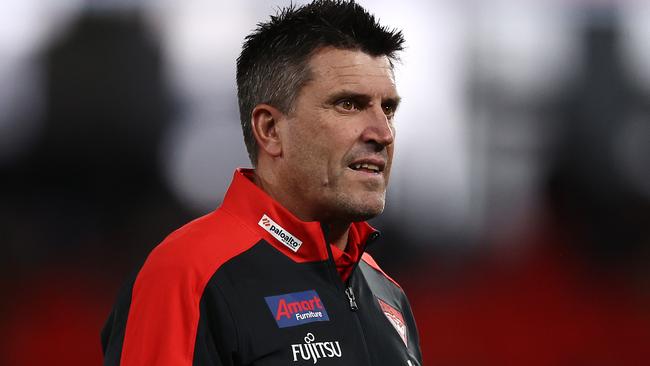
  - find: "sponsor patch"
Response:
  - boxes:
[291,332,342,363]
[378,298,408,346]
[265,290,329,328]
[258,214,303,252]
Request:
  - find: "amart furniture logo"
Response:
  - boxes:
[264,290,329,328]
[258,214,303,252]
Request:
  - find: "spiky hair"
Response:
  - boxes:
[236,0,404,165]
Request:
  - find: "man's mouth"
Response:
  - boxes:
[348,158,386,174]
[349,163,381,174]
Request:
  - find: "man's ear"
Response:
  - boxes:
[251,104,283,158]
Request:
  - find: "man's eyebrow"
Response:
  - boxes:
[326,91,371,104]
[383,95,402,108]
[325,90,402,106]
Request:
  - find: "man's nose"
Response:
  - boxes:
[361,105,395,148]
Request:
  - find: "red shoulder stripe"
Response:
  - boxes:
[120,209,259,366]
[361,252,402,289]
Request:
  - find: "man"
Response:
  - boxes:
[102,1,422,365]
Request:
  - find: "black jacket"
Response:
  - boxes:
[102,169,422,366]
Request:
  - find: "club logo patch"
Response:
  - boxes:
[378,298,408,346]
[265,290,329,328]
[258,214,303,252]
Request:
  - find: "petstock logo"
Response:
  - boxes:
[264,290,329,328]
[258,214,303,252]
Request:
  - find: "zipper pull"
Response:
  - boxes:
[345,286,358,311]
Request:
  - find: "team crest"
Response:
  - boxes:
[377,298,408,346]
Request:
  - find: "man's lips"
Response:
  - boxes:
[347,157,386,174]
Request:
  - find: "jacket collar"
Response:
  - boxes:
[220,168,377,263]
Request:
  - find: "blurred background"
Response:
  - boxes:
[1,0,649,364]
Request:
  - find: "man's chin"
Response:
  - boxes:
[350,209,383,223]
[339,198,385,222]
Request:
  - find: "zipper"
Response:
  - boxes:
[341,230,380,312]
[320,225,381,307]
[345,286,358,311]
[319,225,379,366]
[345,231,380,286]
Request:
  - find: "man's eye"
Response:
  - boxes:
[337,100,357,111]
[383,105,395,118]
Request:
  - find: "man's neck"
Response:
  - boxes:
[328,222,350,251]
[252,169,351,251]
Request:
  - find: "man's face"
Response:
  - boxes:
[277,47,400,223]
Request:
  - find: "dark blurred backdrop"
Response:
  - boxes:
[1,1,649,365]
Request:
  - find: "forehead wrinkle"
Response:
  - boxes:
[329,64,391,70]
[336,76,396,89]
[337,81,397,92]
[330,63,362,69]
[328,62,391,70]
[333,72,392,78]
[339,81,362,86]
[331,69,395,82]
